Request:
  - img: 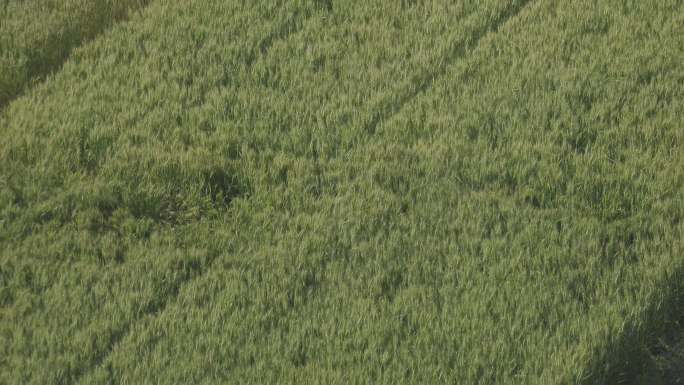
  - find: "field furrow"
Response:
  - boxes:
[0,0,153,109]
[362,0,533,135]
[352,1,684,383]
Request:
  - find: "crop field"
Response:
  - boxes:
[0,1,682,384]
[0,0,148,107]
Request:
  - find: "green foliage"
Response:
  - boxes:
[0,0,149,107]
[0,0,682,384]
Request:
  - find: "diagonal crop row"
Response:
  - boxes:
[0,0,154,109]
[361,0,534,136]
[344,1,684,384]
[171,0,533,160]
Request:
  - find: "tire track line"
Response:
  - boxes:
[363,0,534,135]
[68,251,216,385]
[0,0,153,110]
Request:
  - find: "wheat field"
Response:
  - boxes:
[0,1,682,384]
